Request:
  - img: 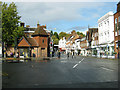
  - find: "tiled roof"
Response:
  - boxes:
[18,36,39,47]
[24,37,39,47]
[32,26,48,36]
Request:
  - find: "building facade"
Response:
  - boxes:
[86,28,98,56]
[18,23,50,58]
[74,38,81,55]
[114,2,120,59]
[59,37,66,52]
[80,37,88,56]
[91,28,99,57]
[98,11,114,58]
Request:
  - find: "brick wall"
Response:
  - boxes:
[114,8,120,58]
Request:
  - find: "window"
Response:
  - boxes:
[104,21,106,24]
[119,29,120,35]
[115,18,118,36]
[105,32,106,35]
[119,16,120,35]
[107,21,109,25]
[99,24,100,27]
[42,40,44,43]
[119,16,120,23]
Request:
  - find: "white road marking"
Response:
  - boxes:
[73,64,78,68]
[101,67,114,71]
[78,58,84,63]
[73,58,84,68]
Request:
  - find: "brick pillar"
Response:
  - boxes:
[45,48,47,57]
[18,48,20,58]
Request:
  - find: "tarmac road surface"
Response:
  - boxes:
[2,54,118,88]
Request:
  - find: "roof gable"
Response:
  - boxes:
[18,37,31,47]
[18,36,39,47]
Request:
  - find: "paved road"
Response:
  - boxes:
[2,54,118,88]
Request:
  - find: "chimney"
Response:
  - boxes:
[37,21,40,28]
[117,2,120,12]
[37,23,40,28]
[20,22,25,27]
[44,24,46,29]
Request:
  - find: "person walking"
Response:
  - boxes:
[67,52,69,59]
[74,52,76,58]
[72,51,74,59]
[58,50,61,59]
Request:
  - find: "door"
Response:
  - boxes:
[41,48,45,57]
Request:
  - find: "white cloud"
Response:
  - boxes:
[15,2,106,25]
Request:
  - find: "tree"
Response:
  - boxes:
[59,32,70,39]
[51,35,59,45]
[0,1,2,46]
[50,30,53,36]
[2,2,24,47]
[77,32,85,37]
[54,32,59,39]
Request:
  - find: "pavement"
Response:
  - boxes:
[2,54,118,88]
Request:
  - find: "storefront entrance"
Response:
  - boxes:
[19,48,31,58]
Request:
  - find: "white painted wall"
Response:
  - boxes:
[98,11,114,44]
[74,39,81,54]
[97,11,114,58]
[59,37,66,49]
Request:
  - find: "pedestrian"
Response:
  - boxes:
[67,52,69,59]
[74,52,76,58]
[58,50,61,59]
[52,51,54,57]
[72,51,74,58]
[10,52,13,57]
[50,51,52,57]
[16,52,19,58]
[100,52,102,58]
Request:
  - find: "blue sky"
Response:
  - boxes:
[13,2,118,34]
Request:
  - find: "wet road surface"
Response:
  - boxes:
[2,54,118,88]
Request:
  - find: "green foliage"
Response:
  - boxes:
[51,35,59,45]
[2,2,24,46]
[50,30,53,36]
[59,32,70,39]
[112,52,117,55]
[0,2,2,44]
[77,32,85,37]
[54,32,59,39]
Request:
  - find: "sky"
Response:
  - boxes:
[3,1,119,34]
